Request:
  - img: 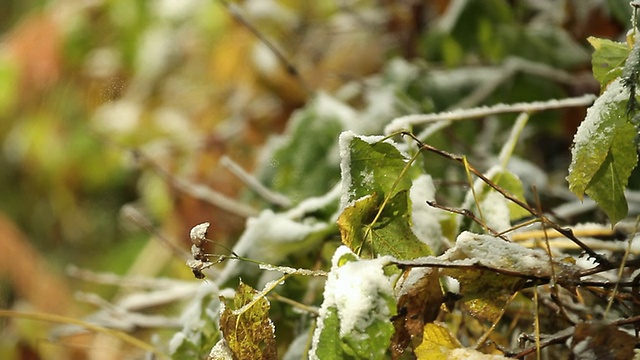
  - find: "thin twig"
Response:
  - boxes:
[426,201,508,240]
[217,0,310,95]
[132,149,259,218]
[385,94,596,135]
[401,132,608,265]
[220,156,292,208]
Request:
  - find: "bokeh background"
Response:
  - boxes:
[0,0,635,359]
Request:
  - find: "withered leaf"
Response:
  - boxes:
[219,281,277,360]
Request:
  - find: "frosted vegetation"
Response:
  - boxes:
[173,2,640,359]
[6,1,640,359]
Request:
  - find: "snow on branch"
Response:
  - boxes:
[384,94,597,135]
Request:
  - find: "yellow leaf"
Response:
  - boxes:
[415,323,461,360]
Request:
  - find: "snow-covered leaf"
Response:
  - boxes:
[258,93,354,203]
[337,131,430,259]
[309,246,397,360]
[219,281,277,360]
[439,232,578,321]
[339,131,418,208]
[567,78,637,224]
[587,36,630,88]
[169,285,220,360]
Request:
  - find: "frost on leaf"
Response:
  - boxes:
[309,246,397,360]
[256,93,354,203]
[567,78,637,224]
[339,131,417,209]
[338,191,432,259]
[439,232,579,322]
[337,131,431,259]
[219,281,277,360]
[587,37,630,88]
[169,284,220,360]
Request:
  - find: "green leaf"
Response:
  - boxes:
[491,170,530,221]
[584,122,638,224]
[219,281,277,360]
[338,132,430,259]
[313,306,343,360]
[587,37,630,88]
[567,79,638,223]
[567,78,627,196]
[338,191,432,259]
[170,290,220,360]
[341,133,418,205]
[310,248,397,360]
[258,93,353,203]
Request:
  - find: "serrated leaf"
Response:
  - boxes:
[568,79,629,197]
[340,132,418,206]
[337,191,432,259]
[567,79,638,224]
[309,247,396,360]
[587,37,630,88]
[584,122,638,224]
[219,281,277,360]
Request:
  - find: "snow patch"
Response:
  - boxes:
[409,175,446,253]
[310,246,395,356]
[480,191,511,233]
[442,232,575,279]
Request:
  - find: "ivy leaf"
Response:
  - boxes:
[337,191,432,259]
[587,37,630,89]
[309,247,397,360]
[219,281,277,360]
[567,79,637,224]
